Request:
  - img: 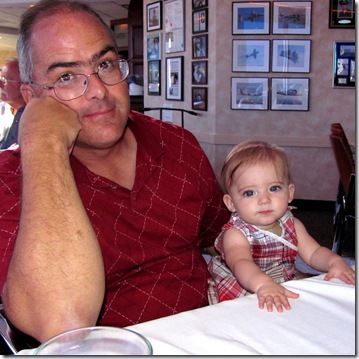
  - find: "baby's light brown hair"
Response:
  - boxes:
[221,141,292,192]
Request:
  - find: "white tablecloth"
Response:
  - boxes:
[16,271,355,355]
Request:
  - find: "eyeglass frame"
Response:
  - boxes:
[0,76,22,86]
[29,58,130,101]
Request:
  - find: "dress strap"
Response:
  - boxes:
[257,229,298,251]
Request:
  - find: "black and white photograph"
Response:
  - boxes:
[192,87,208,111]
[192,61,207,85]
[192,34,207,59]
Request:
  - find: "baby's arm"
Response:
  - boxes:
[294,218,355,285]
[222,228,299,312]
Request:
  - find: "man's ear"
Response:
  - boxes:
[223,193,236,213]
[288,183,295,203]
[20,84,36,103]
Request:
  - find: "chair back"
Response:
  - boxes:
[330,123,354,159]
[330,134,355,196]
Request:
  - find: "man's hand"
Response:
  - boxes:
[19,97,81,154]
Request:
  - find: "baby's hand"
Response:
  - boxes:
[256,281,299,312]
[324,258,355,285]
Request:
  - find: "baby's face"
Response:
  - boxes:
[224,162,294,230]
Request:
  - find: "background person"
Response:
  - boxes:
[0,0,229,343]
[208,141,355,311]
[0,58,25,149]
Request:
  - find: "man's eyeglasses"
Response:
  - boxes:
[30,59,129,101]
[0,77,22,86]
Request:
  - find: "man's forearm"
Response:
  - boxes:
[3,147,105,342]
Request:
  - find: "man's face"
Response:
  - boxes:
[0,63,22,108]
[25,11,131,150]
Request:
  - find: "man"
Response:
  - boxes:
[0,58,26,149]
[0,0,229,343]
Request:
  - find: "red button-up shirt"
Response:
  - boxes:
[0,111,229,327]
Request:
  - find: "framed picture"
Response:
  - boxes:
[193,8,208,34]
[271,78,309,111]
[232,2,270,35]
[146,32,161,60]
[164,0,185,53]
[192,0,207,9]
[272,39,311,73]
[192,34,208,59]
[329,0,355,28]
[272,1,312,35]
[231,77,269,110]
[232,40,270,72]
[166,56,184,101]
[192,87,208,111]
[148,60,161,96]
[333,42,355,87]
[147,1,162,31]
[110,19,128,50]
[192,60,207,85]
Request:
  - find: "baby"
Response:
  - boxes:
[208,141,355,312]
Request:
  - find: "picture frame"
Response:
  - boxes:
[272,1,312,35]
[272,39,311,73]
[146,32,161,60]
[192,0,207,10]
[110,19,128,50]
[232,40,270,72]
[164,0,185,53]
[232,2,270,35]
[166,56,184,101]
[231,77,269,110]
[147,1,162,32]
[333,42,355,87]
[148,60,161,96]
[192,34,208,59]
[193,8,208,34]
[192,87,208,111]
[192,60,208,85]
[271,78,309,111]
[329,0,355,28]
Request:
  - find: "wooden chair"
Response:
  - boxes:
[331,123,355,162]
[329,133,355,255]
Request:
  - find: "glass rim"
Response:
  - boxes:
[33,326,153,355]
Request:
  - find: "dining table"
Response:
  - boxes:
[16,268,355,355]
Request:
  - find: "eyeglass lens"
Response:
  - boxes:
[53,59,129,101]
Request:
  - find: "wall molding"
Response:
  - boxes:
[192,132,331,148]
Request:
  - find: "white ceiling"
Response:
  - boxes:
[0,0,130,52]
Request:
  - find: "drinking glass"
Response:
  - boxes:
[33,326,153,355]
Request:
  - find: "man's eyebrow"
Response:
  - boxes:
[46,46,118,74]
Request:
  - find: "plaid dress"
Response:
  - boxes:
[208,208,301,304]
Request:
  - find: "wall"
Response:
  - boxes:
[146,0,355,200]
[0,50,17,68]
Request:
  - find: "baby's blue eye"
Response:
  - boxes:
[269,185,281,192]
[243,190,254,197]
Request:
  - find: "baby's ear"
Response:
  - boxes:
[223,194,236,212]
[288,183,295,203]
